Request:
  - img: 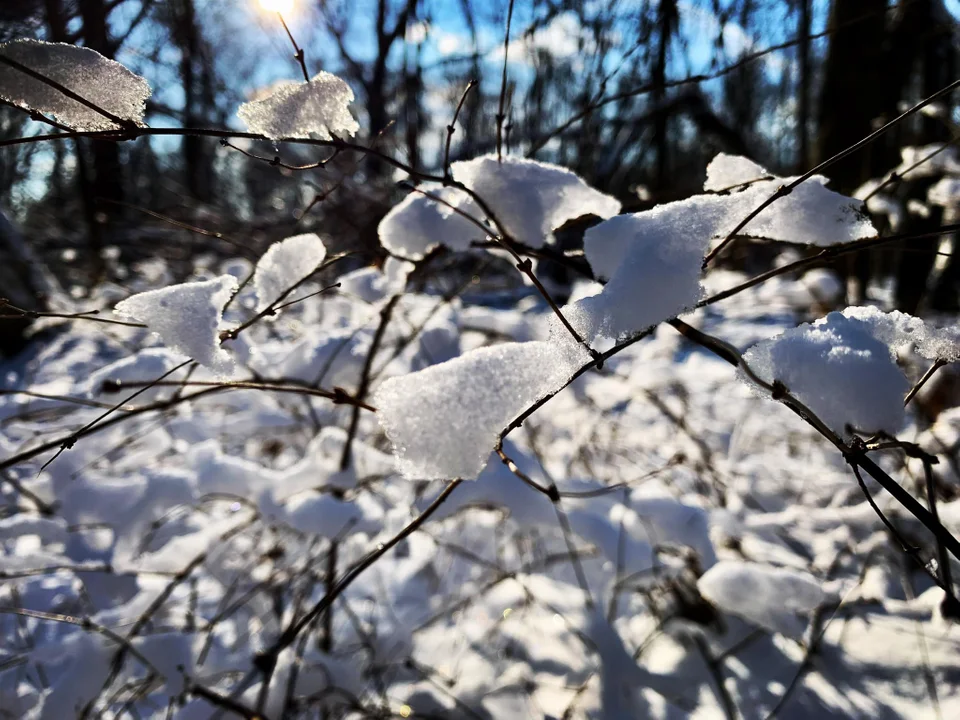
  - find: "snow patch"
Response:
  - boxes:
[698,560,823,637]
[375,339,590,480]
[253,233,327,317]
[237,71,359,140]
[114,275,238,375]
[0,39,150,130]
[450,155,621,248]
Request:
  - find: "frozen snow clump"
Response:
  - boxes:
[254,233,328,316]
[375,339,589,480]
[378,184,484,258]
[114,275,238,375]
[842,306,960,362]
[0,39,150,130]
[703,153,772,191]
[238,71,359,140]
[701,153,876,246]
[741,311,910,435]
[450,155,621,248]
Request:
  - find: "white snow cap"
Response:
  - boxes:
[378,184,484,259]
[375,338,590,480]
[0,39,150,130]
[114,275,238,375]
[704,153,771,191]
[741,311,910,436]
[254,233,328,316]
[238,71,359,140]
[566,154,876,343]
[565,198,719,341]
[698,561,823,638]
[841,306,960,362]
[702,155,876,246]
[450,155,621,248]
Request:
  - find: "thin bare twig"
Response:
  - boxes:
[444,79,477,180]
[905,359,947,408]
[861,132,960,203]
[527,1,928,156]
[256,478,465,675]
[276,11,310,82]
[666,318,960,564]
[35,360,192,475]
[0,298,145,328]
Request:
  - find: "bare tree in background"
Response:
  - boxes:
[165,0,218,204]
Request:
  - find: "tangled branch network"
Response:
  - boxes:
[2,34,960,720]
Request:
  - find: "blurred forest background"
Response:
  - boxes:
[1,0,959,336]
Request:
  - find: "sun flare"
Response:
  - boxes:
[258,0,294,14]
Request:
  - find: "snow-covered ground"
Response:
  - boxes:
[3,42,960,717]
[2,241,960,718]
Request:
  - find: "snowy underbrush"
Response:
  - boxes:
[3,39,960,720]
[2,249,960,719]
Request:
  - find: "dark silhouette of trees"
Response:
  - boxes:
[1,0,959,324]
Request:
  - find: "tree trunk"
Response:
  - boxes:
[45,0,104,280]
[817,0,888,194]
[172,0,214,203]
[892,0,956,312]
[78,0,125,209]
[817,0,887,302]
[797,0,811,171]
[652,0,677,190]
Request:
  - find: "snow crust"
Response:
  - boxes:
[704,153,771,190]
[378,184,483,258]
[698,561,823,637]
[0,39,150,130]
[450,155,621,248]
[742,311,911,435]
[562,156,875,343]
[375,338,590,479]
[709,173,876,246]
[114,275,238,375]
[253,232,327,316]
[237,71,359,140]
[566,201,719,340]
[841,305,960,362]
[741,307,960,437]
[703,154,877,246]
[4,149,960,720]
